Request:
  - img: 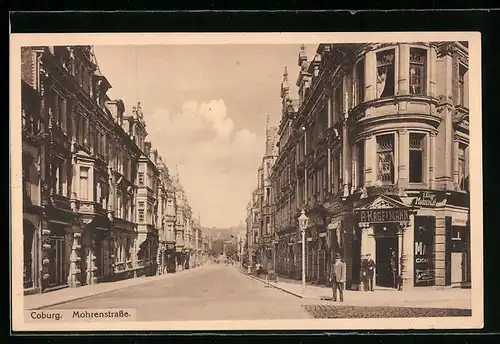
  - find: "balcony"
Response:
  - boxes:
[114,217,135,231]
[75,200,104,215]
[50,194,71,211]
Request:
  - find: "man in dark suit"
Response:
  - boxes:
[329,253,346,302]
[366,253,375,291]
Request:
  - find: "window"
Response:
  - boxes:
[138,209,145,222]
[80,167,89,200]
[22,157,31,200]
[459,66,467,106]
[52,160,64,195]
[355,59,365,105]
[376,134,395,184]
[333,86,342,124]
[458,144,468,191]
[409,48,427,95]
[331,153,342,195]
[376,49,395,98]
[358,141,365,187]
[409,134,425,183]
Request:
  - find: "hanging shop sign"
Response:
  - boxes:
[413,191,438,208]
[357,208,409,223]
[413,216,436,286]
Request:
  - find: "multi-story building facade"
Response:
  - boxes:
[135,139,160,276]
[246,187,261,267]
[171,168,193,271]
[21,45,147,293]
[156,157,177,274]
[252,117,279,269]
[20,45,199,294]
[272,42,470,290]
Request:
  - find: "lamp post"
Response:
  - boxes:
[298,209,309,292]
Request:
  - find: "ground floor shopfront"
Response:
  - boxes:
[275,188,471,290]
[23,209,160,295]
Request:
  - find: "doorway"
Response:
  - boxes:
[47,236,68,288]
[375,235,398,287]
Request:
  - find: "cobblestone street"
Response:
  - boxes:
[41,264,312,321]
[303,305,472,319]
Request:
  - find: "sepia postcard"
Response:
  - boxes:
[10,32,483,332]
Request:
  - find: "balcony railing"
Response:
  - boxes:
[50,194,71,211]
[76,200,100,214]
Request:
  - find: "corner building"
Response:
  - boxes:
[272,42,470,290]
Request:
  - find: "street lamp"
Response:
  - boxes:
[298,209,309,292]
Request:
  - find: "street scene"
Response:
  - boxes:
[16,35,477,328]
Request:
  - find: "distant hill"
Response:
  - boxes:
[202,225,245,241]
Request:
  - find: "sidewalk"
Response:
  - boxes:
[239,269,472,310]
[24,263,212,310]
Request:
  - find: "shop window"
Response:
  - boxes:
[376,49,395,98]
[409,48,427,95]
[79,167,89,200]
[355,58,365,105]
[409,133,425,183]
[377,134,395,184]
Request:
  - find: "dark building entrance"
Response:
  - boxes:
[375,226,399,288]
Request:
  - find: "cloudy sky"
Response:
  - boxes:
[93,44,317,228]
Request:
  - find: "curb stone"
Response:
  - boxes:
[236,268,315,299]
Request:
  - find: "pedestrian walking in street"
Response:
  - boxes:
[329,253,346,302]
[366,253,375,291]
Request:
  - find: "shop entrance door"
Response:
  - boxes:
[375,236,398,287]
[47,236,67,288]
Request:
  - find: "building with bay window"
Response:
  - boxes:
[156,157,177,274]
[271,42,470,290]
[21,45,175,294]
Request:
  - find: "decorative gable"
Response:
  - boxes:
[357,195,409,210]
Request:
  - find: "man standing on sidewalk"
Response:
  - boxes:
[366,253,375,292]
[329,253,346,302]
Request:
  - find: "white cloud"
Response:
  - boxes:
[144,99,263,227]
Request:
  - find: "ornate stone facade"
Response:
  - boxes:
[268,42,470,290]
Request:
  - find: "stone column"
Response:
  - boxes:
[398,43,410,95]
[342,118,351,197]
[40,216,52,292]
[429,132,436,189]
[360,225,369,256]
[434,213,446,286]
[364,51,376,101]
[429,47,437,97]
[401,213,414,288]
[453,134,460,188]
[397,129,409,189]
[85,237,98,285]
[364,136,375,186]
[67,221,82,288]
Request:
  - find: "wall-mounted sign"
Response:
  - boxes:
[367,184,400,197]
[414,216,436,286]
[357,208,409,223]
[413,191,438,208]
